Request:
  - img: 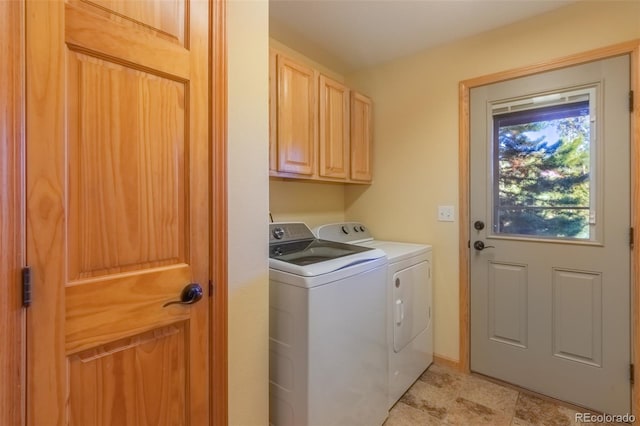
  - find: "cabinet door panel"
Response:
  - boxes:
[319,75,349,179]
[276,56,316,175]
[350,92,373,182]
[269,49,277,172]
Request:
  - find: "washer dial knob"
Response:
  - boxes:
[272,227,285,240]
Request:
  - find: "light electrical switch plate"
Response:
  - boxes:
[438,205,455,222]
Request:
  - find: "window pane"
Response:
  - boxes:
[493,101,591,239]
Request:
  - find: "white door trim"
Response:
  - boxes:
[458,39,640,414]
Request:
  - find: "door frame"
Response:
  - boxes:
[0,0,25,425]
[210,0,229,424]
[459,39,640,413]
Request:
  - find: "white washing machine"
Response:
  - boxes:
[314,222,433,408]
[269,222,389,426]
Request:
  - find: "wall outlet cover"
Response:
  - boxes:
[438,205,455,222]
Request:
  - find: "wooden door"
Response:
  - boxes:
[26,0,210,424]
[276,55,317,175]
[350,92,373,182]
[319,75,349,180]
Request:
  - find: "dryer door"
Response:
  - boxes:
[392,261,430,352]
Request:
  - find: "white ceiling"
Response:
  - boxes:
[270,0,576,72]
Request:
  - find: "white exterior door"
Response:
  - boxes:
[470,55,631,414]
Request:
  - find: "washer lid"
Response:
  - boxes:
[269,239,386,276]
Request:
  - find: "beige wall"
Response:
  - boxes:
[270,179,346,228]
[270,22,350,74]
[227,0,269,424]
[345,0,640,362]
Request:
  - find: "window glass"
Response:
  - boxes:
[492,98,592,240]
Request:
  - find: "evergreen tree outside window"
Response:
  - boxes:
[492,98,593,239]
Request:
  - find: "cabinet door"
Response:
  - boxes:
[350,92,373,182]
[269,49,277,172]
[319,75,349,179]
[277,56,317,175]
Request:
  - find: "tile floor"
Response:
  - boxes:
[383,363,628,426]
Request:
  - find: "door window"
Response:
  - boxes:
[491,87,598,241]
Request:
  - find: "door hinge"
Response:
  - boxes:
[22,266,32,307]
[630,90,634,113]
[208,280,214,297]
[631,363,635,384]
[631,227,635,249]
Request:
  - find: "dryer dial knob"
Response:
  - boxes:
[272,227,285,240]
[341,225,349,234]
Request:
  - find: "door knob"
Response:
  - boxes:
[163,283,204,307]
[474,220,485,230]
[473,241,495,251]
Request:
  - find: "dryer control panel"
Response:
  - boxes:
[314,222,373,243]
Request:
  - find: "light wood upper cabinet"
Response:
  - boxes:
[269,49,373,184]
[350,92,373,182]
[319,75,349,179]
[275,54,317,175]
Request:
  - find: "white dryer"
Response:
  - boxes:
[314,222,433,408]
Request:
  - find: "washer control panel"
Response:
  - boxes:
[269,222,315,244]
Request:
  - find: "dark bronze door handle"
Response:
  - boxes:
[473,241,495,251]
[163,283,204,307]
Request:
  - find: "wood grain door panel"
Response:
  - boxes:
[77,0,187,45]
[69,324,187,425]
[350,92,372,182]
[319,75,349,179]
[276,56,317,175]
[65,2,190,78]
[66,51,187,279]
[26,0,210,424]
[65,266,192,354]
